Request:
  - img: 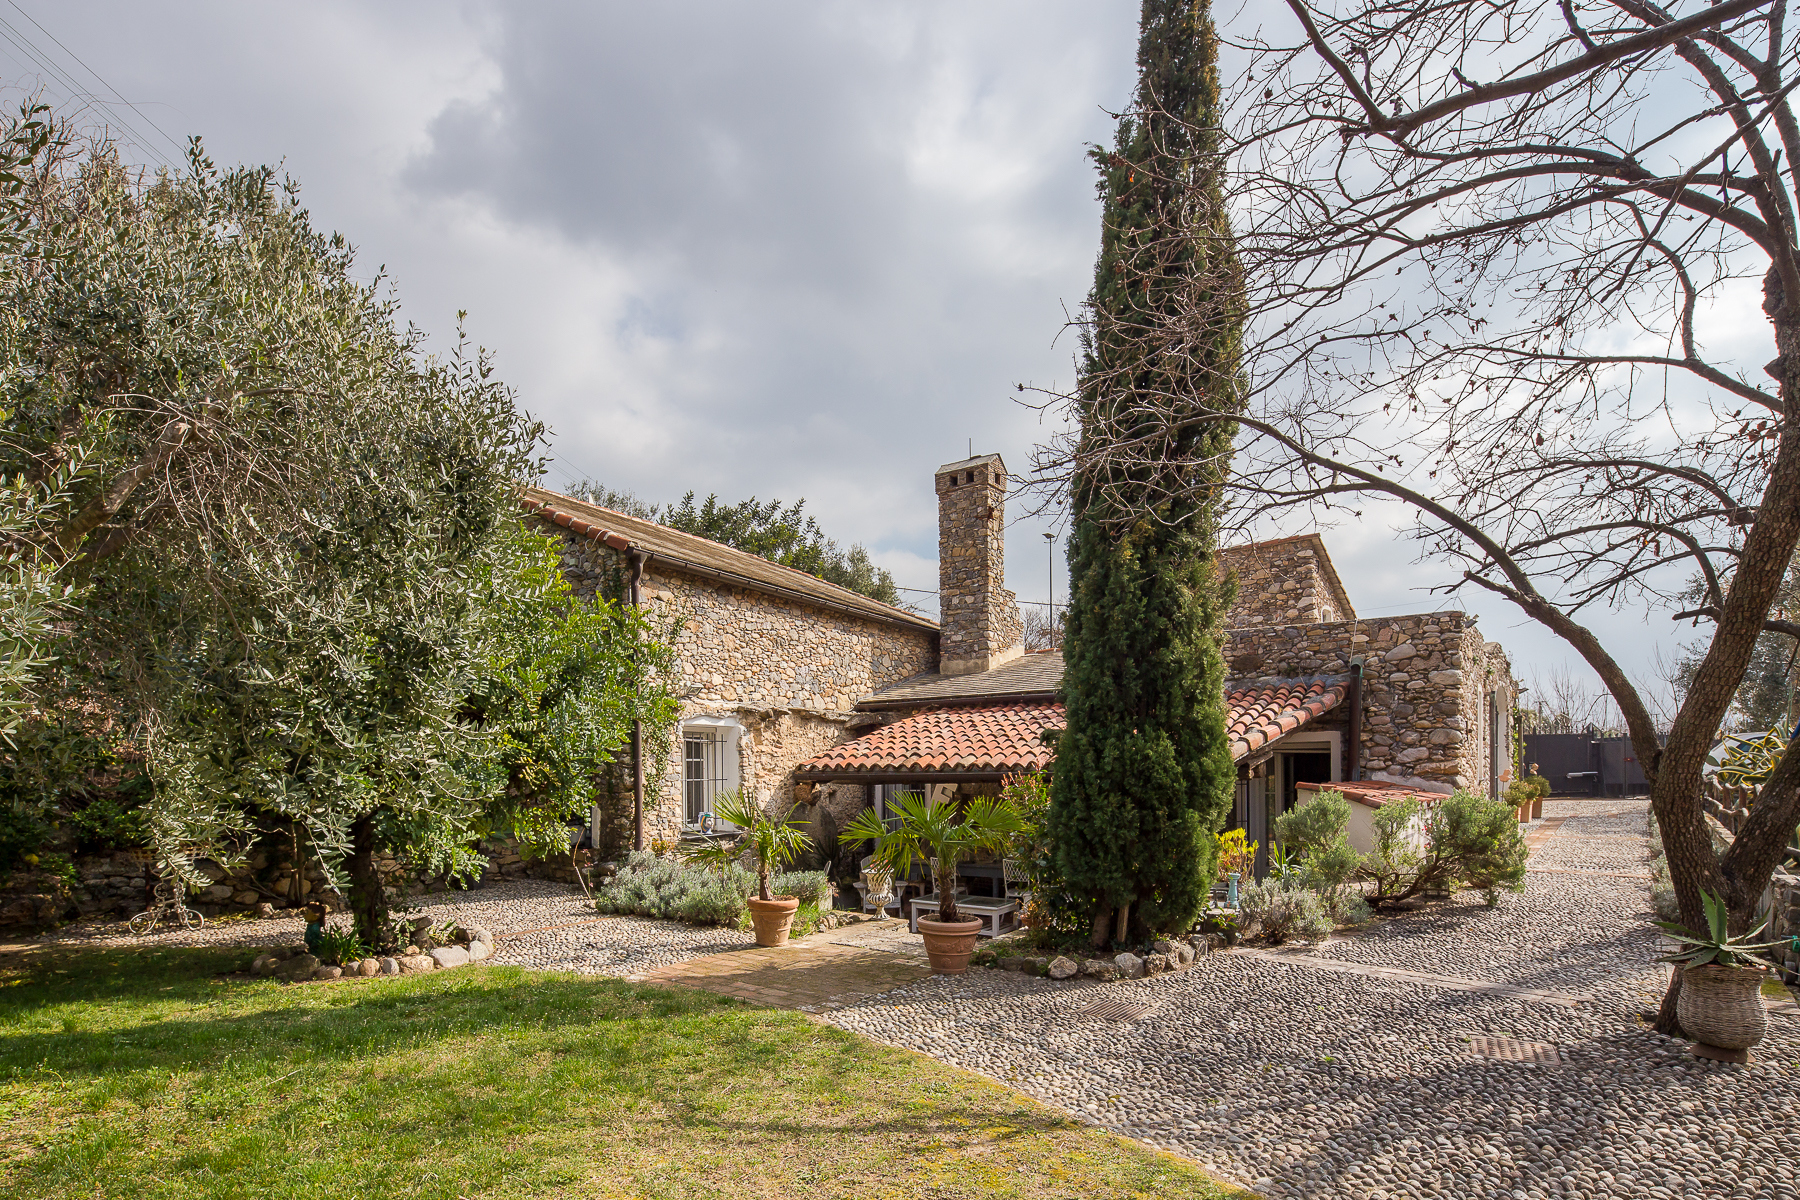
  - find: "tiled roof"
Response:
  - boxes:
[1296,780,1445,809]
[796,703,1065,777]
[801,674,1350,778]
[1225,675,1349,760]
[521,487,937,632]
[860,650,1064,709]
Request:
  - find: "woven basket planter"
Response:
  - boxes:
[1677,963,1769,1052]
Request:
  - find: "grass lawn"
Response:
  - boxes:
[0,944,1247,1200]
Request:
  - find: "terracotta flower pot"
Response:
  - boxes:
[1678,963,1769,1053]
[747,896,800,947]
[917,915,983,975]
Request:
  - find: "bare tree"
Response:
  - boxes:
[1029,0,1800,1034]
[1022,603,1065,652]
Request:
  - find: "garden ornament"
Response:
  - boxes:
[302,901,328,953]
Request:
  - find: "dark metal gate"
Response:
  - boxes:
[1523,733,1654,797]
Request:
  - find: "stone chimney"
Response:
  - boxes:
[936,453,1025,676]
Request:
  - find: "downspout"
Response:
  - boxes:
[629,549,647,852]
[1347,658,1364,782]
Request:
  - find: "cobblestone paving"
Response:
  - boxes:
[825,799,1800,1200]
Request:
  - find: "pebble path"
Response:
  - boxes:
[824,799,1800,1200]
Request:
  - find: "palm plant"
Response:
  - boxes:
[841,790,1024,923]
[697,789,811,902]
[1655,888,1785,970]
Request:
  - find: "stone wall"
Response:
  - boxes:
[935,455,1024,676]
[0,838,546,932]
[1220,534,1355,628]
[1225,611,1517,793]
[536,517,937,844]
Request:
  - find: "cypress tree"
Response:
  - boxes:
[1048,0,1242,947]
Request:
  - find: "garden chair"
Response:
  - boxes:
[1001,858,1032,907]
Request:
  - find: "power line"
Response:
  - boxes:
[0,2,182,171]
[7,0,182,157]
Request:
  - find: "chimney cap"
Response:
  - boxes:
[935,452,1006,477]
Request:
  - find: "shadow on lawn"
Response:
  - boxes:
[0,945,774,1078]
[0,943,1113,1176]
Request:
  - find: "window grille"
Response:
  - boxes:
[683,729,734,824]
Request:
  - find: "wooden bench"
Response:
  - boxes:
[908,894,1018,937]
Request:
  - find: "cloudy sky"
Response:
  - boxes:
[18,0,1694,716]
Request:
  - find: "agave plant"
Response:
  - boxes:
[1654,889,1784,970]
[686,789,811,902]
[841,790,1023,923]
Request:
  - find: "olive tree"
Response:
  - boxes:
[1,109,675,946]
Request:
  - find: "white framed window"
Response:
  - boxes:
[681,717,740,826]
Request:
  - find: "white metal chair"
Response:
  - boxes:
[1001,858,1033,906]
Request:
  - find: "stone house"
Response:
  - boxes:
[781,461,1519,872]
[521,485,939,852]
[524,451,1517,869]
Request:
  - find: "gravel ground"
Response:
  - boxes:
[487,914,753,976]
[825,798,1800,1200]
[26,877,598,950]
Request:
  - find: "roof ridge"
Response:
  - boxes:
[521,486,936,631]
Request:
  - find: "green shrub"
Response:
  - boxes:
[66,795,150,855]
[770,870,829,907]
[787,901,827,939]
[1273,790,1363,891]
[1434,790,1529,895]
[315,926,367,966]
[597,850,754,926]
[1325,890,1373,926]
[1239,880,1333,944]
[0,799,52,877]
[1361,791,1528,907]
[1273,790,1350,855]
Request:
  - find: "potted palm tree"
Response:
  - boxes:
[843,789,1024,974]
[1655,888,1785,1060]
[696,790,813,947]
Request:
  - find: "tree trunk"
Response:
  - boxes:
[1655,966,1684,1038]
[1090,898,1115,950]
[347,812,387,950]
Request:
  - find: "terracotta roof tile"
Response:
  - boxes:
[797,703,1064,777]
[799,674,1351,778]
[1226,676,1349,760]
[1295,780,1445,809]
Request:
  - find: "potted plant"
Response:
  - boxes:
[843,789,1023,974]
[1655,888,1785,1059]
[701,789,813,947]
